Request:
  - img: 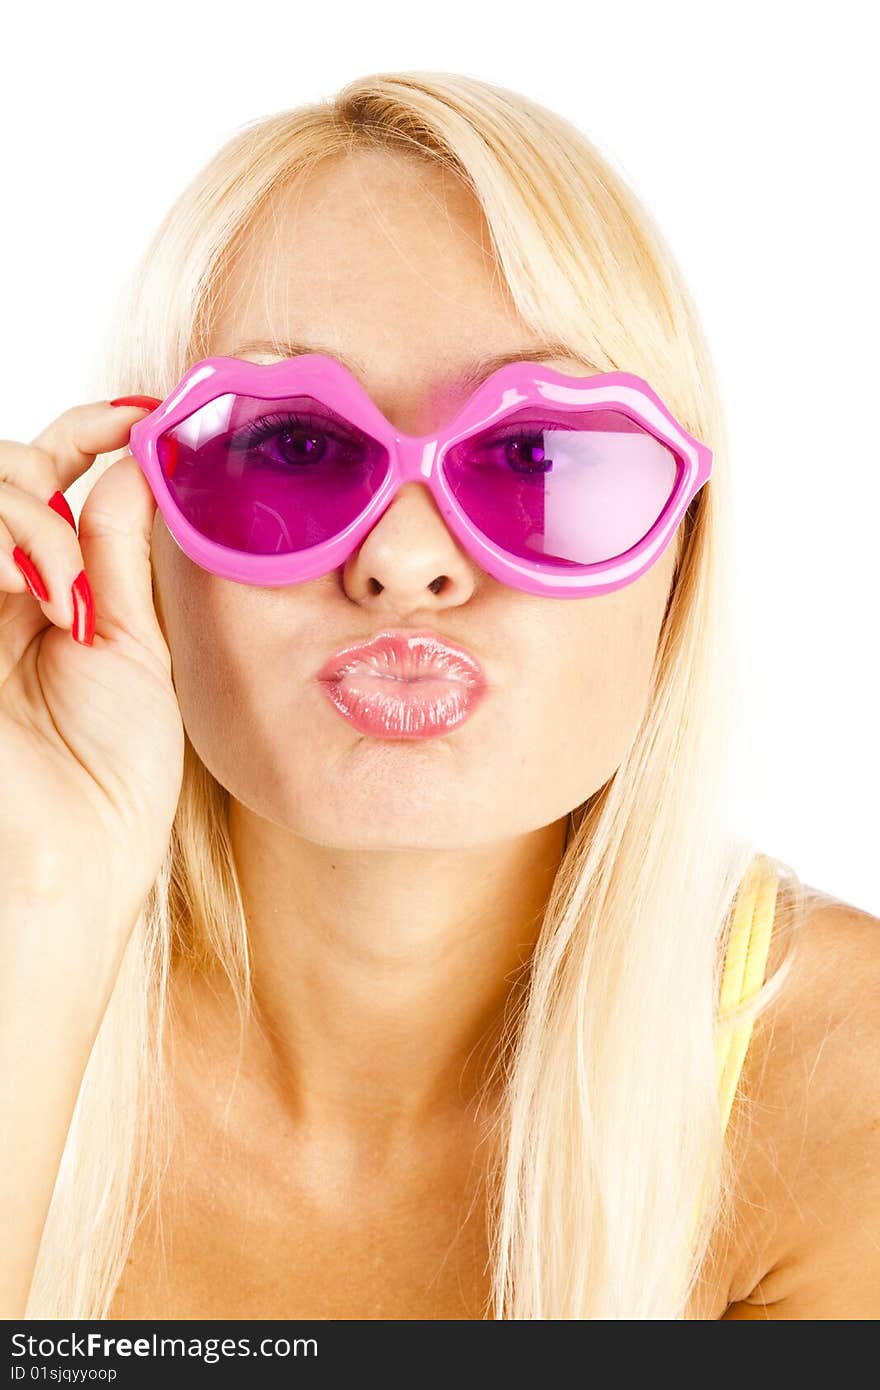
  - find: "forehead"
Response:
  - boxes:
[212,151,506,339]
[206,151,593,418]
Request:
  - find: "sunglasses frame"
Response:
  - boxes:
[128,353,713,598]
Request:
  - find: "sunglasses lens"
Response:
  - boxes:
[442,407,680,567]
[156,393,389,554]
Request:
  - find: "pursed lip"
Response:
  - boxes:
[314,628,487,688]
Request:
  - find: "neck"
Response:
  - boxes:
[193,802,569,1140]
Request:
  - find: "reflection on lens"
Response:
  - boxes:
[442,407,679,566]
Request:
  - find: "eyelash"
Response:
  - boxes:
[231,410,355,452]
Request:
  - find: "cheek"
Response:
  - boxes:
[151,524,259,786]
[513,578,667,819]
[560,599,660,782]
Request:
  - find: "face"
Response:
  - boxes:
[150,149,679,850]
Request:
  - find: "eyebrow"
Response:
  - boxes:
[226,337,594,389]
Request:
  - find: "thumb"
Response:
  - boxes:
[77,452,170,667]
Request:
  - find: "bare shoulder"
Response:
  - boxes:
[720,876,880,1319]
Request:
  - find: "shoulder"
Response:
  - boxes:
[721,876,880,1318]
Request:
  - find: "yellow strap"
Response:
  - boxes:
[715,857,779,1136]
[680,859,780,1297]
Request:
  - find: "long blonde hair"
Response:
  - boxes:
[28,70,809,1319]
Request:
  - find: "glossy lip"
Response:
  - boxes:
[314,629,488,740]
[315,628,486,685]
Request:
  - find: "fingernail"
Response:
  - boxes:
[71,570,95,646]
[47,489,77,530]
[109,395,162,410]
[12,546,50,602]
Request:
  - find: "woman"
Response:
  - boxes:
[1,71,877,1321]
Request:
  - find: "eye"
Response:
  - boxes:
[497,429,553,474]
[230,410,362,469]
[474,424,561,475]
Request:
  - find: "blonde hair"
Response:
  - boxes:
[28,71,810,1319]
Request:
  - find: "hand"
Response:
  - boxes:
[0,398,185,961]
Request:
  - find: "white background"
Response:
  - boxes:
[1,1,877,911]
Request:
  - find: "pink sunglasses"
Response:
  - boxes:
[127,353,712,598]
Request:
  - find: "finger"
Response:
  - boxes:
[75,453,170,669]
[18,396,162,498]
[0,512,30,591]
[0,480,91,630]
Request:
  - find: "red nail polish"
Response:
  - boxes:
[71,570,95,646]
[109,395,162,410]
[47,489,77,530]
[12,546,50,602]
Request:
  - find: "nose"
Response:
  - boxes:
[341,481,480,611]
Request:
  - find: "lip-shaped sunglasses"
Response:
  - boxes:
[127,353,712,598]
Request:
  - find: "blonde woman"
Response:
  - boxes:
[1,71,877,1322]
